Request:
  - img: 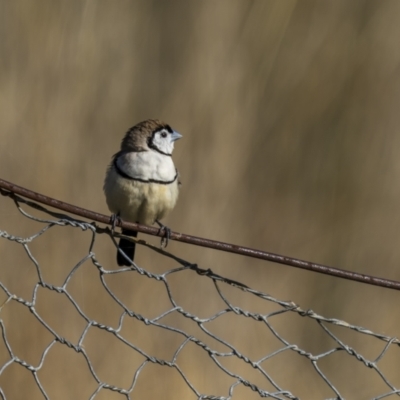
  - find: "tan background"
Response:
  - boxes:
[1,1,400,399]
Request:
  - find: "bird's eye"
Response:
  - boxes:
[161,131,168,138]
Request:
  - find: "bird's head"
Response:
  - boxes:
[121,119,182,156]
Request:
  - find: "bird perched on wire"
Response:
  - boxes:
[103,119,182,266]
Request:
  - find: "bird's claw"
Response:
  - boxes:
[156,220,171,248]
[110,213,122,234]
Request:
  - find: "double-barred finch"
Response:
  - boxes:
[104,119,182,266]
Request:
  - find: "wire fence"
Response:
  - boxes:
[0,182,400,399]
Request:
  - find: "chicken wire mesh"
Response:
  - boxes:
[0,189,399,400]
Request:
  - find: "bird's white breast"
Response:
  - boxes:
[103,150,179,225]
[116,151,176,182]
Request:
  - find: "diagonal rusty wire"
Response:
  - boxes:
[1,177,400,291]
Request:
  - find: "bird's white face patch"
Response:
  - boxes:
[151,128,182,155]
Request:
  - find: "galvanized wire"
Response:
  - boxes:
[0,188,400,399]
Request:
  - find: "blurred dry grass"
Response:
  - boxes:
[1,0,400,398]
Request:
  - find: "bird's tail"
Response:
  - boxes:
[117,229,138,266]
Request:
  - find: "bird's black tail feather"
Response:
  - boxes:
[117,229,138,266]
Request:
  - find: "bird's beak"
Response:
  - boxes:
[171,131,183,141]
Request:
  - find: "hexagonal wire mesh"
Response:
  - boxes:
[0,185,399,400]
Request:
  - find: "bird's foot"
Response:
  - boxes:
[156,220,171,248]
[110,213,122,234]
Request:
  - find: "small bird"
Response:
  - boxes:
[104,119,182,266]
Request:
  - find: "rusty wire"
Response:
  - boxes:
[1,177,400,291]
